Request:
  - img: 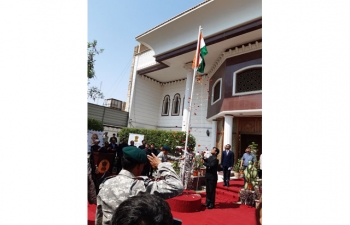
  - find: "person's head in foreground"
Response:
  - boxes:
[121,146,148,176]
[110,192,173,225]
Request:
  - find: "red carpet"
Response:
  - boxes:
[88,179,257,225]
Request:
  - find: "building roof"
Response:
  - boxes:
[135,0,212,39]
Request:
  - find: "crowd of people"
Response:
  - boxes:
[88,134,262,225]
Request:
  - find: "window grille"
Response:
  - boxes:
[236,68,262,93]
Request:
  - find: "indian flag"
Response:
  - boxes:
[192,31,208,73]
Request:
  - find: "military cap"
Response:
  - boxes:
[163,145,171,151]
[122,146,147,163]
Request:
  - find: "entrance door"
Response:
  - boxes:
[240,134,262,159]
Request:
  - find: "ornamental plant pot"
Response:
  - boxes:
[248,182,253,190]
[193,170,199,176]
[200,167,206,176]
[239,170,244,178]
[233,171,240,179]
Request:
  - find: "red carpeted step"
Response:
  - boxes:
[217,185,243,194]
[88,194,256,225]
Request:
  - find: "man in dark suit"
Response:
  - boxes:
[109,133,117,143]
[141,144,152,177]
[220,144,234,187]
[138,140,146,149]
[110,138,118,150]
[202,147,219,209]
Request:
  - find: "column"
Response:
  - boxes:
[211,120,217,149]
[223,115,234,147]
[182,63,193,132]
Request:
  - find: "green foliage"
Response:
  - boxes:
[243,161,258,190]
[249,142,259,166]
[193,155,203,170]
[249,142,258,155]
[88,86,104,102]
[118,128,196,155]
[88,40,104,79]
[233,159,241,172]
[88,117,104,131]
[87,40,104,102]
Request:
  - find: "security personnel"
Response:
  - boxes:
[95,146,184,225]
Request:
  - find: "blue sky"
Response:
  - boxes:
[88,0,204,104]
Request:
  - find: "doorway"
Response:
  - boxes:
[240,134,262,159]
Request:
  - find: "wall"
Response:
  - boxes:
[158,75,213,152]
[137,50,157,70]
[207,50,262,118]
[128,75,162,129]
[88,103,128,127]
[157,81,186,129]
[129,73,214,152]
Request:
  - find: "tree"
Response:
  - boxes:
[88,40,104,102]
[88,117,104,131]
[88,40,104,79]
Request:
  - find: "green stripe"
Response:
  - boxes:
[197,46,207,73]
[197,55,205,73]
[200,46,208,57]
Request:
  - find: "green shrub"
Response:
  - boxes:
[88,117,104,131]
[118,128,196,155]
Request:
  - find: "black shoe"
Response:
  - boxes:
[223,183,227,186]
[207,205,214,209]
[202,203,209,207]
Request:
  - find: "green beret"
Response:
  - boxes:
[163,145,171,151]
[122,146,147,163]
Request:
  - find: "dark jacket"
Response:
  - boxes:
[110,142,118,151]
[221,150,234,167]
[203,155,218,180]
[117,143,128,159]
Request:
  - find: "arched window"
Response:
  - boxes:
[171,93,181,116]
[211,78,222,105]
[233,65,262,96]
[162,95,170,116]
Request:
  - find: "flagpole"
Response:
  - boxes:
[182,25,202,187]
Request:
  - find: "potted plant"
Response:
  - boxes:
[192,154,203,176]
[233,159,241,179]
[240,161,260,206]
[249,142,259,167]
[243,161,258,190]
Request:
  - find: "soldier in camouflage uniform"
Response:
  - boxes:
[95,146,184,225]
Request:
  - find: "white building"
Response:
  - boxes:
[126,0,262,162]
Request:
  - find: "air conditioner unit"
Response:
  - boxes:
[105,98,122,110]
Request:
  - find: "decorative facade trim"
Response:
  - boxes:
[208,41,262,78]
[138,74,210,87]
